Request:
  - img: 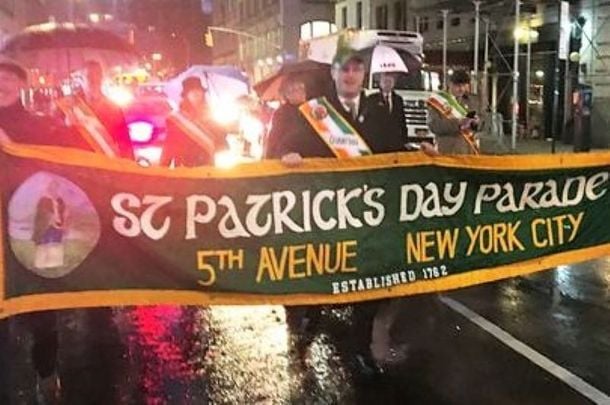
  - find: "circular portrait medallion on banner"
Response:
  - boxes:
[8,171,101,279]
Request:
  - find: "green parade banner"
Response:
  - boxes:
[2,141,610,318]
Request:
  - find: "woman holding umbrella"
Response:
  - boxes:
[264,76,309,159]
[161,76,226,167]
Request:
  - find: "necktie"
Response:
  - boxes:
[386,94,392,113]
[345,100,357,120]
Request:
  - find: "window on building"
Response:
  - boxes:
[421,16,429,32]
[341,6,347,29]
[437,19,444,30]
[394,2,403,30]
[451,17,460,27]
[356,2,363,29]
[376,5,388,29]
[300,20,337,41]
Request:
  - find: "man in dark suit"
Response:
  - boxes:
[273,31,440,366]
[274,41,444,385]
[279,49,413,163]
[81,60,134,160]
[366,72,408,153]
[271,45,382,377]
[0,56,91,404]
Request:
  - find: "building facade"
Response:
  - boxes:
[211,0,335,82]
[578,0,610,146]
[334,0,409,31]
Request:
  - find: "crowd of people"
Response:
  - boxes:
[0,32,487,402]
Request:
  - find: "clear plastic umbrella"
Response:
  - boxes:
[164,65,250,107]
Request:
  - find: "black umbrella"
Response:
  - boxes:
[254,60,332,101]
[1,22,140,76]
[356,44,423,75]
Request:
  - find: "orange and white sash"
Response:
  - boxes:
[56,96,120,158]
[167,111,216,156]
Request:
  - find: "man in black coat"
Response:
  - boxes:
[272,44,420,380]
[80,60,134,160]
[0,56,92,404]
[365,72,408,153]
[271,40,439,382]
[277,52,382,162]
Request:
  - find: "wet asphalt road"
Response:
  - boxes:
[2,260,609,404]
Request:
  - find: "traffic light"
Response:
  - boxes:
[204,30,214,47]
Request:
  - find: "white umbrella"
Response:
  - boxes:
[164,65,250,107]
[369,45,410,74]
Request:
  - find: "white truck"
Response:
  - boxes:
[299,29,438,145]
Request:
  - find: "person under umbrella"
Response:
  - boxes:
[0,55,91,404]
[81,60,134,160]
[264,76,309,159]
[160,76,226,167]
[56,60,134,160]
[366,72,409,152]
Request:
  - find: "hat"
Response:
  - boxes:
[181,76,206,96]
[450,69,470,85]
[332,31,364,68]
[0,55,27,81]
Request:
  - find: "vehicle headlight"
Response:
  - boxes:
[214,149,239,169]
[239,114,264,144]
[212,100,240,125]
[128,121,155,143]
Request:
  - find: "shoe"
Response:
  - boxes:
[36,373,61,405]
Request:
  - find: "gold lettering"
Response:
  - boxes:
[531,218,548,248]
[465,225,479,256]
[436,228,459,260]
[340,240,358,272]
[256,247,276,282]
[567,212,584,242]
[508,221,525,251]
[288,244,307,279]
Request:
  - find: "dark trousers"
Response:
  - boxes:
[21,311,59,378]
[0,319,10,403]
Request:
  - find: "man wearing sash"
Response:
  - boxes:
[427,69,482,155]
[81,61,134,159]
[160,76,225,167]
[273,35,440,383]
